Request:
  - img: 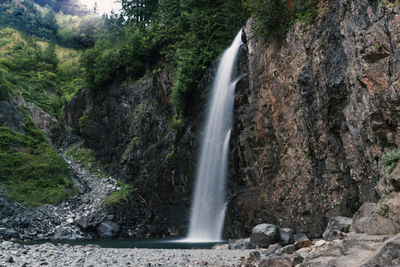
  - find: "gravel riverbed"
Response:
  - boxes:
[0,241,251,267]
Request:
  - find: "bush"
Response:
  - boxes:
[382,149,400,175]
[103,181,134,206]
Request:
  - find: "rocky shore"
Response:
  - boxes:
[0,241,250,267]
[0,151,118,241]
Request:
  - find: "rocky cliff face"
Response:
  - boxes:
[227,0,400,238]
[65,66,217,237]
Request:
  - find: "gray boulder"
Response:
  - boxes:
[323,216,352,241]
[97,221,120,238]
[228,238,250,249]
[250,224,280,248]
[3,229,19,240]
[54,227,76,240]
[279,228,294,245]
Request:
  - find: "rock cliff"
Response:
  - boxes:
[65,66,215,237]
[227,0,400,238]
[65,0,400,239]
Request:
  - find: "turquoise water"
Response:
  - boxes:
[24,238,225,249]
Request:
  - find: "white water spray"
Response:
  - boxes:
[186,30,243,242]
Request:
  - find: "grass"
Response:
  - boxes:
[382,149,400,176]
[103,181,133,206]
[0,108,76,206]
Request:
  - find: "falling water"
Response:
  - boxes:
[186,30,243,242]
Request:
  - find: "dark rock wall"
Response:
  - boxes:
[227,0,400,238]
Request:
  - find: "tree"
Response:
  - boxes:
[120,0,158,23]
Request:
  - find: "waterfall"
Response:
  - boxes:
[186,30,243,242]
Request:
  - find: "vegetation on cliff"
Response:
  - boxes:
[243,0,318,37]
[0,0,97,48]
[0,27,84,117]
[0,108,76,206]
[81,0,248,117]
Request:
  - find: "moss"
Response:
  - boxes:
[103,181,133,206]
[0,109,76,206]
[165,145,175,160]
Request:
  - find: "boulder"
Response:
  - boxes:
[323,216,352,241]
[294,236,312,249]
[3,229,19,240]
[250,224,280,248]
[54,227,75,240]
[97,221,120,238]
[389,165,400,191]
[279,228,294,245]
[352,194,400,235]
[362,233,400,266]
[228,238,250,249]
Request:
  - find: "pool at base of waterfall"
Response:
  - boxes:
[22,238,226,249]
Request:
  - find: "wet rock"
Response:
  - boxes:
[250,224,280,248]
[323,216,352,241]
[54,227,74,240]
[97,221,120,238]
[3,229,19,240]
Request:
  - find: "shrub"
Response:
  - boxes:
[382,149,400,175]
[103,181,134,206]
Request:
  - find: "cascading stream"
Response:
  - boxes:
[186,30,243,242]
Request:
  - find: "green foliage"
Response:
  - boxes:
[103,181,134,206]
[243,0,318,37]
[0,27,85,116]
[0,0,99,49]
[66,142,102,174]
[82,0,248,117]
[377,204,389,217]
[79,109,90,129]
[0,109,76,206]
[382,149,400,176]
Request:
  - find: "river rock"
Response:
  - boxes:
[54,227,74,240]
[97,221,120,238]
[250,224,281,248]
[323,216,352,241]
[3,229,19,239]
